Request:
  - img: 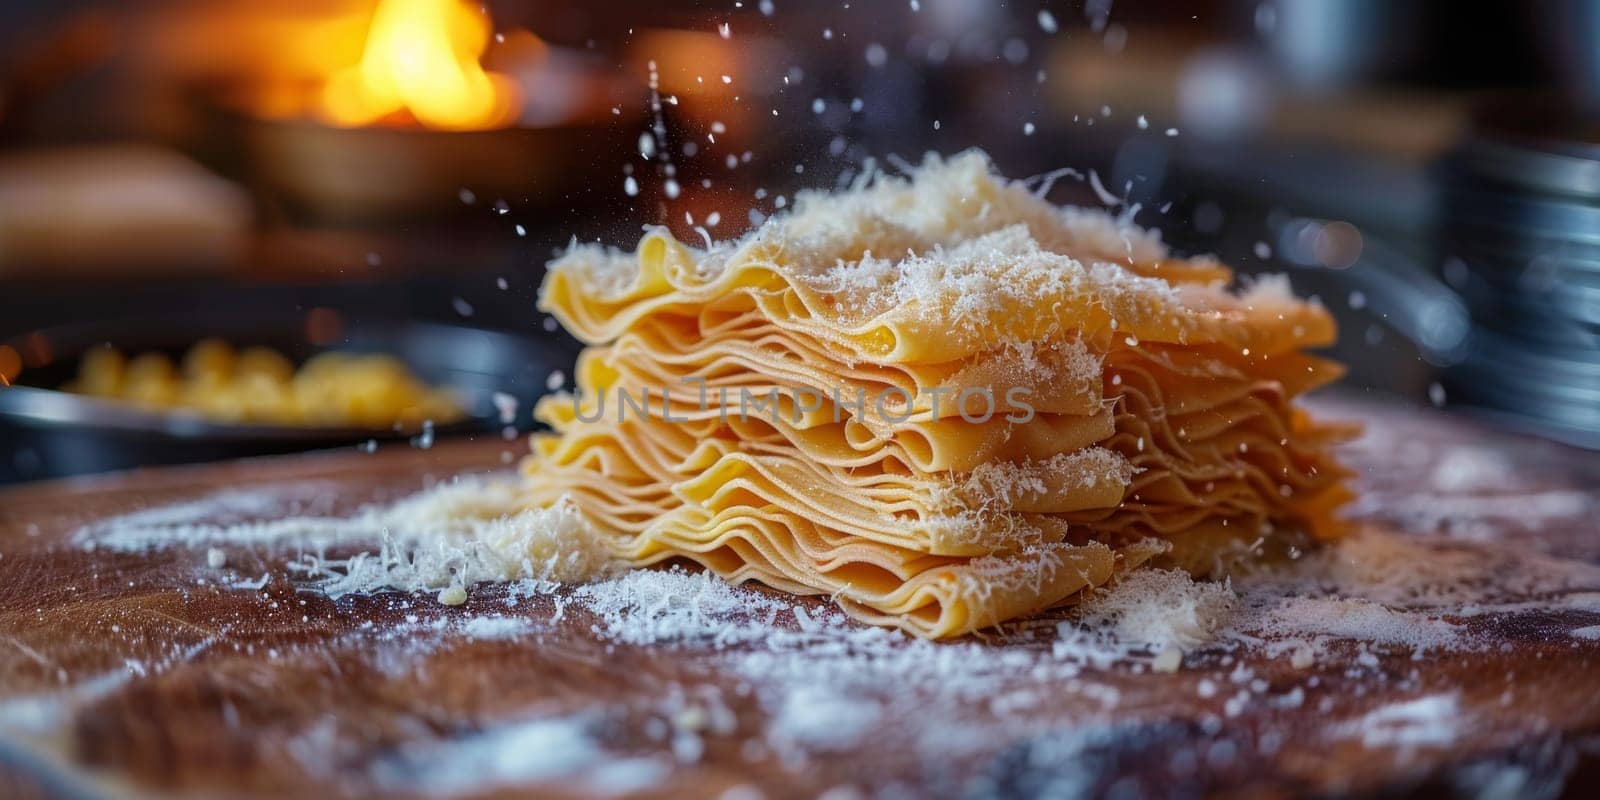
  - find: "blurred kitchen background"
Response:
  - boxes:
[2,0,1597,483]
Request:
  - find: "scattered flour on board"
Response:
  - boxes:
[75,479,617,596]
[770,685,883,753]
[1248,597,1462,651]
[458,615,535,640]
[61,458,1600,786]
[1342,421,1595,541]
[1334,694,1465,750]
[73,483,1600,666]
[1076,568,1237,653]
[373,715,669,796]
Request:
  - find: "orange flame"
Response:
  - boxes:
[321,0,520,131]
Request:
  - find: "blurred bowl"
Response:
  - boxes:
[0,312,574,482]
[223,112,634,223]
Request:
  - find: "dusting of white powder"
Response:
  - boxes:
[770,686,882,752]
[1252,597,1462,651]
[76,480,616,597]
[54,475,1600,789]
[60,400,1600,777]
[1077,569,1237,653]
[459,616,533,640]
[377,715,669,795]
[1335,694,1464,750]
[953,447,1136,511]
[1236,527,1600,628]
[544,150,1300,349]
[75,484,1596,666]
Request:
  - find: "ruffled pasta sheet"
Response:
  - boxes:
[522,152,1355,637]
[526,424,1166,637]
[644,508,1167,639]
[535,386,1117,488]
[588,312,1106,420]
[522,360,1344,635]
[526,339,1346,555]
[526,408,1129,556]
[648,505,1150,639]
[553,339,1112,476]
[525,404,1160,636]
[547,307,1336,474]
[539,151,1297,362]
[1059,346,1356,575]
[540,225,1334,368]
[525,383,1340,636]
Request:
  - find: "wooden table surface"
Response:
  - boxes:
[2,397,1599,799]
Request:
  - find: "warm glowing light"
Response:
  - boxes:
[321,0,520,131]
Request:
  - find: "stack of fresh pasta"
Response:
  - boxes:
[524,151,1354,638]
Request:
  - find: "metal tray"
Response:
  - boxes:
[0,312,575,482]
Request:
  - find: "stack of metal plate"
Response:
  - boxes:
[1440,107,1600,447]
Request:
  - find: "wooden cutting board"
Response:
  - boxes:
[2,397,1599,799]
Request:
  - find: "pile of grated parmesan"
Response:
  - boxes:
[76,479,617,602]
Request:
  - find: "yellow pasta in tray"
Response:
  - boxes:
[524,150,1355,638]
[64,340,464,428]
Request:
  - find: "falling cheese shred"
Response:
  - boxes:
[523,150,1355,639]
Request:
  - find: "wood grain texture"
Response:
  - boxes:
[1,399,1599,799]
